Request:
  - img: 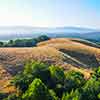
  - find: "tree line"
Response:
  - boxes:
[0,35,50,47]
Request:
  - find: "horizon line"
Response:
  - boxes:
[0,25,99,30]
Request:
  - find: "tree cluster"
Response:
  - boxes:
[0,35,50,47]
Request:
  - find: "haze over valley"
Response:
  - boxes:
[0,26,100,41]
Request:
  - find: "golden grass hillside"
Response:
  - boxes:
[0,38,100,93]
[38,38,100,68]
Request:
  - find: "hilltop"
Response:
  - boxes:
[38,38,100,67]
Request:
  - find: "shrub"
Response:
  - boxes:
[3,94,21,100]
[49,65,65,97]
[92,66,100,80]
[49,65,65,85]
[12,61,50,93]
[64,71,85,92]
[24,61,50,84]
[81,78,100,100]
[22,78,57,100]
[11,74,33,93]
[62,89,80,100]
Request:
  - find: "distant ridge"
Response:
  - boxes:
[0,26,99,41]
[0,26,98,32]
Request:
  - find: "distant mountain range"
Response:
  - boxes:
[0,26,100,41]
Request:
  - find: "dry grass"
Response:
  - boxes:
[38,38,100,55]
[38,38,100,67]
[62,64,93,79]
[0,38,100,93]
[0,65,16,93]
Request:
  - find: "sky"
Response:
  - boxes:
[0,0,100,29]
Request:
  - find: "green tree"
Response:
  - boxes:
[34,35,50,43]
[0,41,4,47]
[9,40,14,44]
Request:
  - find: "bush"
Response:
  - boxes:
[64,71,85,92]
[24,61,50,84]
[22,78,57,100]
[62,89,80,100]
[49,65,65,85]
[12,61,50,93]
[11,74,33,93]
[92,66,100,80]
[81,78,100,100]
[49,65,65,97]
[3,94,21,100]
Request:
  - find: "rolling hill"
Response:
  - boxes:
[0,38,100,93]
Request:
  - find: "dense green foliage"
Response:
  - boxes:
[12,61,50,93]
[22,78,57,100]
[62,89,80,100]
[64,71,85,92]
[2,61,100,100]
[0,35,50,47]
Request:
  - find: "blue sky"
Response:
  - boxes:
[0,0,100,29]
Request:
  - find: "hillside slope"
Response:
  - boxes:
[0,38,100,93]
[38,38,100,68]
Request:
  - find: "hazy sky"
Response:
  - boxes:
[0,0,100,29]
